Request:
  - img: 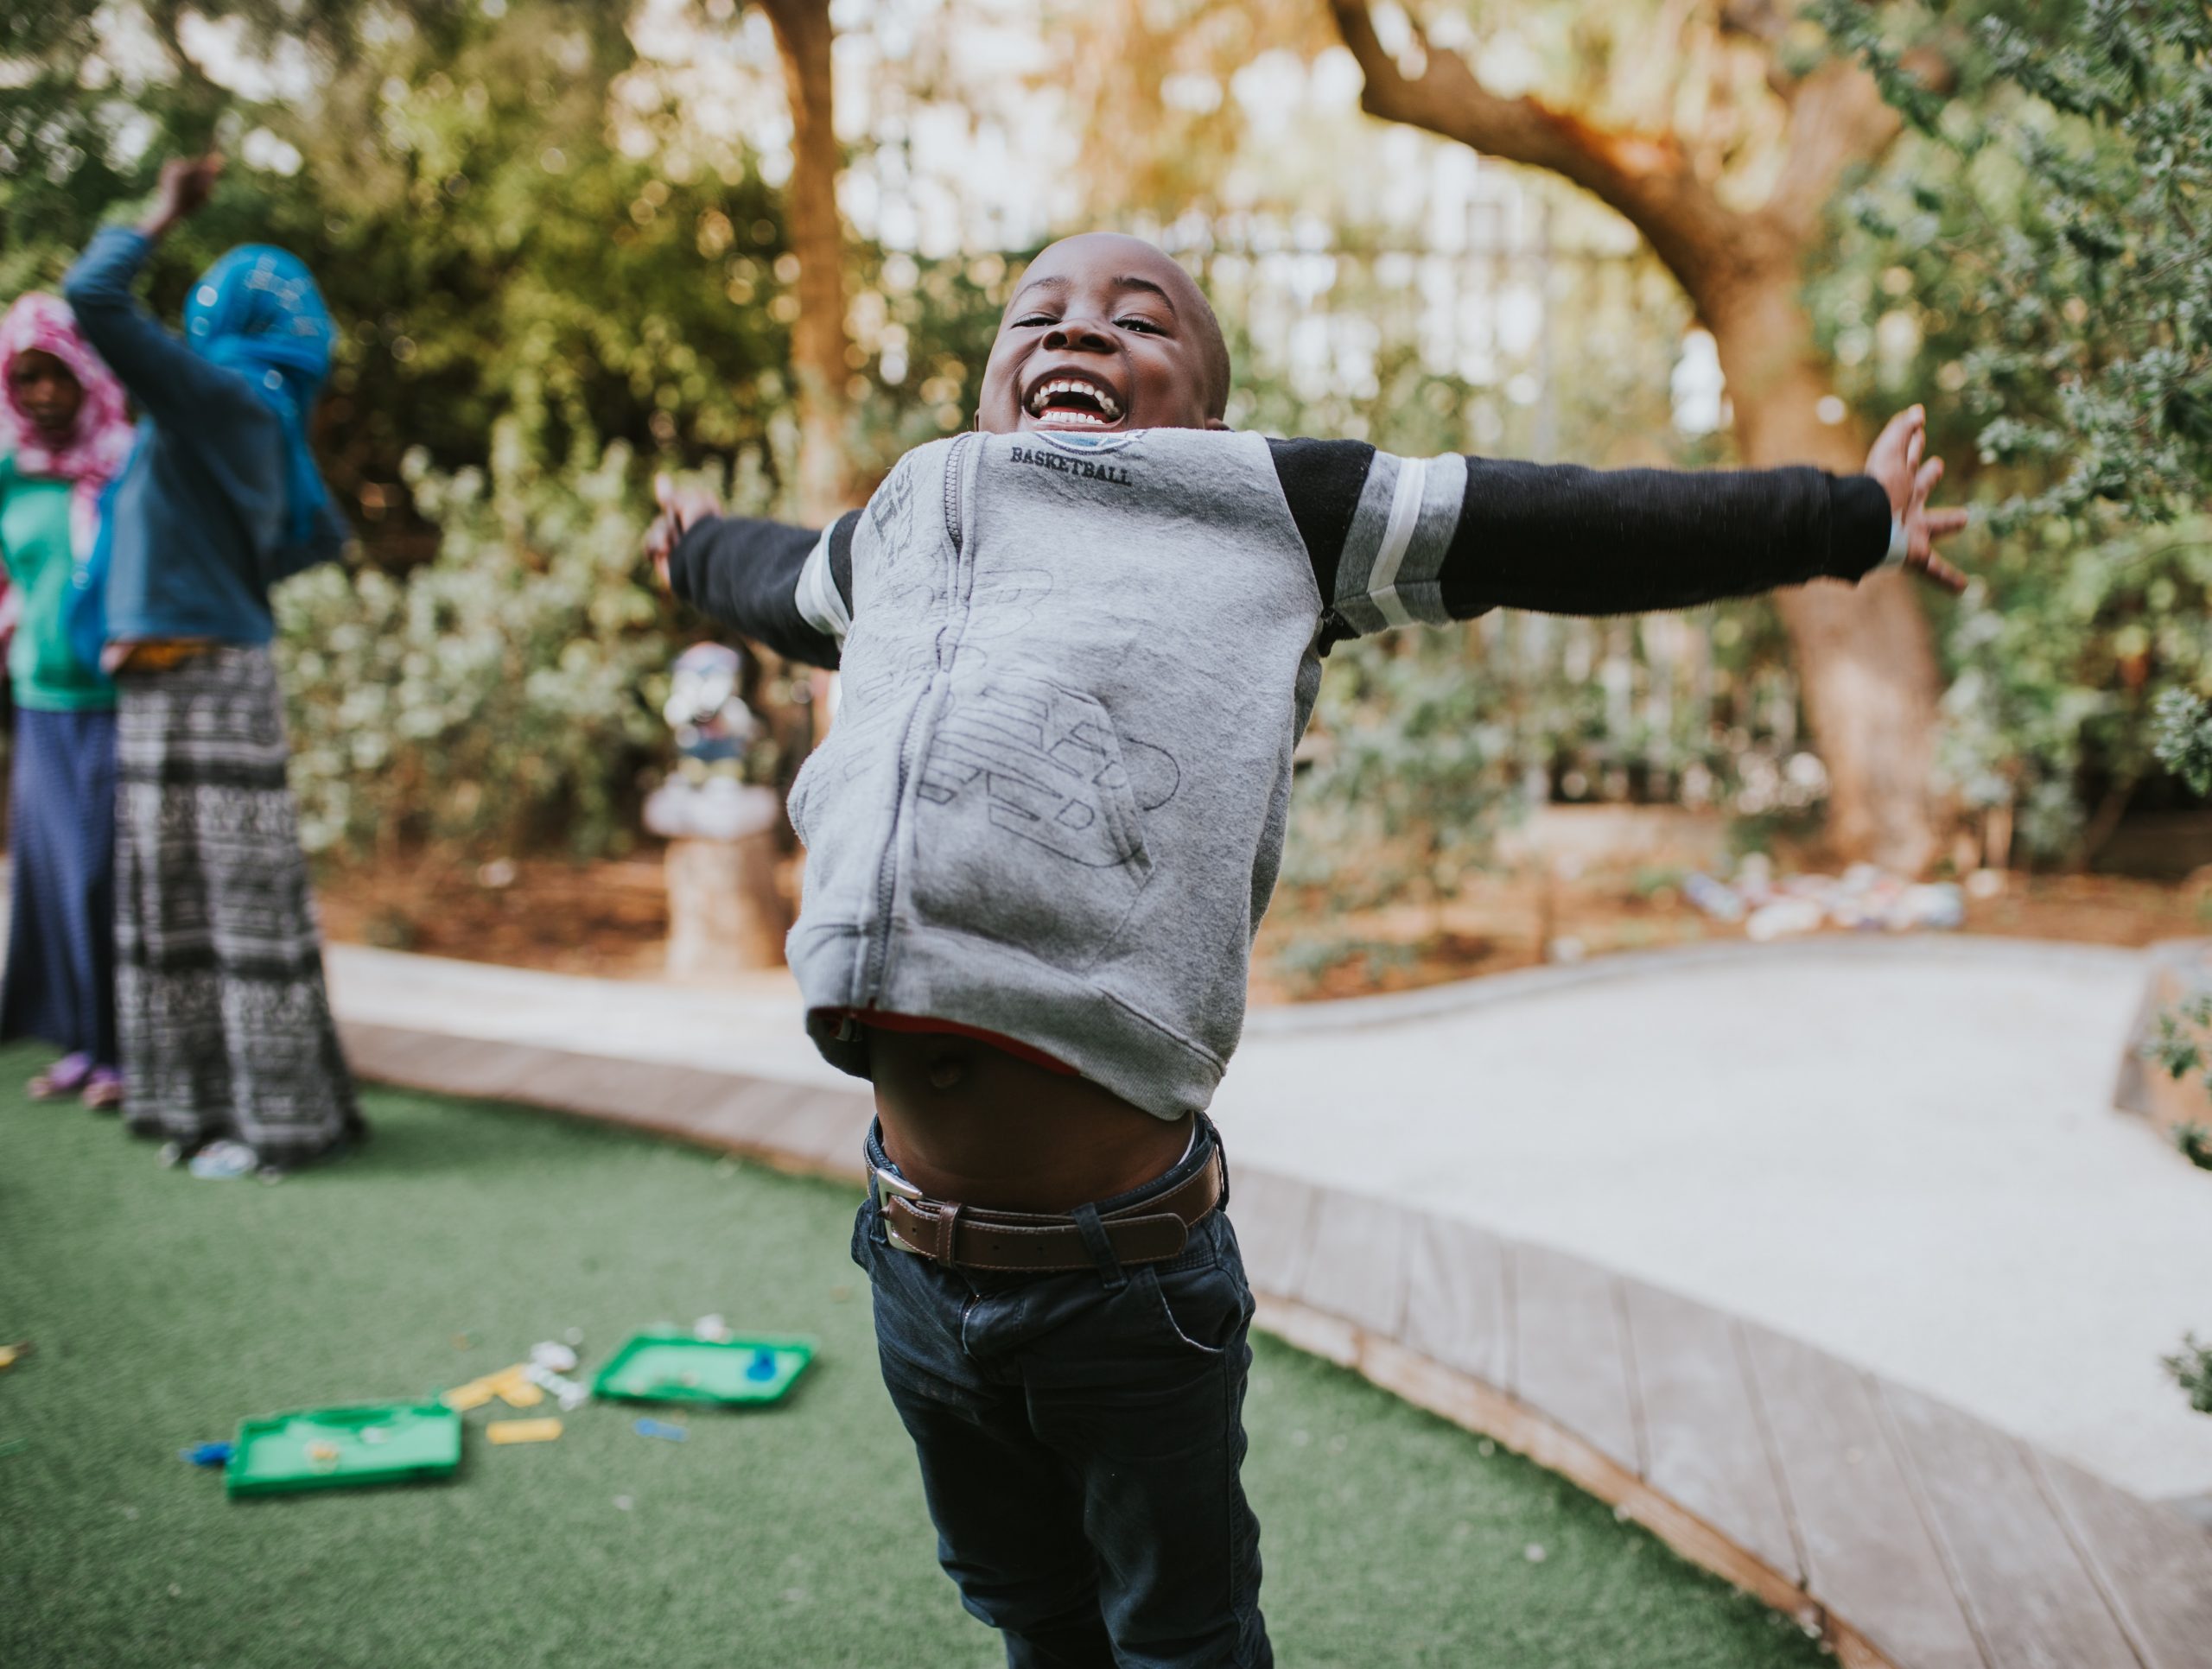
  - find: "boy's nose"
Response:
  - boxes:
[1042,316,1115,353]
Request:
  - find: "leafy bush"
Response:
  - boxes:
[2153,688,2212,797]
[1824,0,2212,856]
[1935,519,2212,860]
[2167,1336,2212,1416]
[275,425,676,860]
[1281,626,1522,909]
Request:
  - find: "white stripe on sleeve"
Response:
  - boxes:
[1365,454,1430,629]
[793,526,850,645]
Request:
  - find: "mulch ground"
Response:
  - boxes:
[314,848,2209,1001]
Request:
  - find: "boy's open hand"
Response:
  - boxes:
[645,473,722,589]
[1864,406,1969,595]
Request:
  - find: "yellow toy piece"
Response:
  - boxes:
[486,1418,563,1445]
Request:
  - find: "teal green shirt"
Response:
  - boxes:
[0,459,116,712]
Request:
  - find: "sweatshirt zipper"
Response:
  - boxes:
[861,434,975,1004]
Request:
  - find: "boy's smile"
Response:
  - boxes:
[978,232,1230,435]
[1022,368,1124,428]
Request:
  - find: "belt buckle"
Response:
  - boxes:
[872,1164,928,1255]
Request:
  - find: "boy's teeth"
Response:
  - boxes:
[1027,378,1121,420]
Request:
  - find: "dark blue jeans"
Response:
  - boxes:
[855,1120,1271,1668]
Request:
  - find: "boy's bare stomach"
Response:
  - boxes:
[869,1030,1195,1215]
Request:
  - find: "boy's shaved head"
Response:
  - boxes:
[976,232,1233,435]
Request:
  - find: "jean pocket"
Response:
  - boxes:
[1143,1257,1252,1358]
[850,1199,880,1270]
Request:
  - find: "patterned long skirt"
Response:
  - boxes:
[0,707,119,1066]
[114,645,361,1164]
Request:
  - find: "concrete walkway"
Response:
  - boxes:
[332,936,2210,1506]
[323,936,2212,1669]
[1224,937,2212,1507]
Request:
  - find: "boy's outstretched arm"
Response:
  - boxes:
[1277,408,1967,638]
[645,474,856,670]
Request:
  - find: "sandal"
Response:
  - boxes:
[29,1053,92,1101]
[80,1068,124,1112]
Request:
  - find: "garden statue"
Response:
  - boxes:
[644,643,790,979]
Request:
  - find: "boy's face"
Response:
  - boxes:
[976,234,1228,436]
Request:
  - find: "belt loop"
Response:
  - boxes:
[938,1202,963,1265]
[1071,1203,1128,1291]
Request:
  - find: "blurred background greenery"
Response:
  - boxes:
[3,0,2205,892]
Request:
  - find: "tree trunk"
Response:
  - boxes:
[1319,1,1952,872]
[759,0,853,523]
[1705,267,1942,873]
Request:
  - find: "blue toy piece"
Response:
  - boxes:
[181,1440,233,1468]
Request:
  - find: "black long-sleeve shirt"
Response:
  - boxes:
[670,438,1894,669]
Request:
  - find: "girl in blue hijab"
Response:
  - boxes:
[66,155,362,1176]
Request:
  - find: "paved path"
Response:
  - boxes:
[325,936,2212,1669]
[334,936,2210,1505]
[1223,937,2212,1507]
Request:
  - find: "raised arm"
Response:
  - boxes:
[648,475,857,670]
[62,158,262,439]
[1273,409,1966,640]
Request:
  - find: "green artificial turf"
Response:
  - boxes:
[0,1043,1827,1668]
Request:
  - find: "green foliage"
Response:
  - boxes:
[2175,1122,2212,1171]
[2153,687,2212,796]
[2167,1334,2212,1414]
[1935,520,2212,858]
[2144,989,2212,1095]
[2,2,996,549]
[1824,0,2212,529]
[1820,0,2212,853]
[1283,627,1522,908]
[7,1,1021,865]
[274,426,674,859]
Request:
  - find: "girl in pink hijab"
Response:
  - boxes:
[0,291,135,1107]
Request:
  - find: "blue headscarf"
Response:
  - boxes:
[183,244,336,555]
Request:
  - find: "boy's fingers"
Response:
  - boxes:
[1913,553,1967,594]
[1925,506,1971,535]
[654,472,677,511]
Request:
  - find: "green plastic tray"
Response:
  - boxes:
[591,1333,814,1407]
[227,1401,462,1498]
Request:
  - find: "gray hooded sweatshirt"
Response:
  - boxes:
[670,425,1895,1118]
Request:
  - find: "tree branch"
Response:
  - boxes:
[1758,57,1901,242]
[1326,0,1744,303]
[755,0,855,517]
[1760,43,1956,243]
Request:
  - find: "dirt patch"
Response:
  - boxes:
[318,852,2211,995]
[317,851,676,980]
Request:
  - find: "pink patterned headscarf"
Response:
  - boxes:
[0,291,136,558]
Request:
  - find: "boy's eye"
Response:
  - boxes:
[1117,316,1164,334]
[1014,313,1057,327]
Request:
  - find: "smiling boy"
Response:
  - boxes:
[647,232,1965,1668]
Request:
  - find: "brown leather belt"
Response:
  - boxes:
[871,1149,1224,1272]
